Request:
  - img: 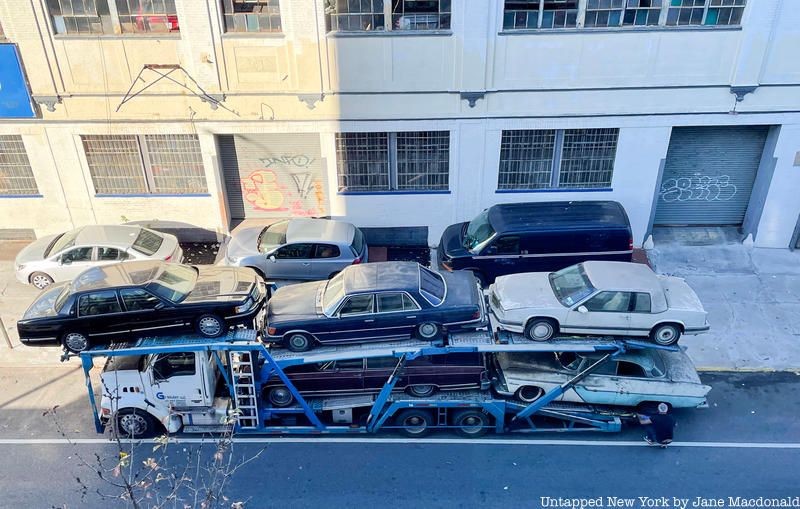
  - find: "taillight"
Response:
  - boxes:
[471,310,481,320]
[267,327,277,335]
[164,255,172,262]
[352,257,362,265]
[628,238,634,251]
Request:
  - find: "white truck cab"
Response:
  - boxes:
[100,350,231,436]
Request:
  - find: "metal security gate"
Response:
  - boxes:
[654,126,769,225]
[218,134,328,220]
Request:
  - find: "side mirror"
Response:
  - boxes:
[268,255,277,262]
[577,305,589,314]
[60,257,71,265]
[154,302,165,310]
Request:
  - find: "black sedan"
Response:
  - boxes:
[17,260,267,353]
[265,261,487,352]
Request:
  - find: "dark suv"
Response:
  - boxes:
[438,200,633,285]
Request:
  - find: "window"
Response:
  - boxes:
[78,290,122,316]
[97,247,129,261]
[325,0,451,32]
[584,0,625,27]
[705,0,746,26]
[503,0,578,30]
[489,236,520,255]
[632,292,652,313]
[667,0,745,25]
[623,0,663,26]
[498,129,618,191]
[376,292,418,312]
[0,136,39,196]
[351,228,365,256]
[81,135,206,195]
[48,0,111,34]
[222,0,281,33]
[666,0,705,24]
[275,243,314,259]
[367,356,399,369]
[152,352,195,379]
[120,288,162,310]
[339,294,374,315]
[584,291,631,312]
[335,359,364,370]
[132,229,164,256]
[616,361,647,378]
[314,244,341,259]
[336,131,449,192]
[61,247,94,263]
[419,266,445,306]
[116,0,179,33]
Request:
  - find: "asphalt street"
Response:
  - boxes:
[0,369,797,508]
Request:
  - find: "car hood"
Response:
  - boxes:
[491,272,563,311]
[15,234,60,265]
[268,280,325,321]
[439,222,470,258]
[226,227,265,260]
[182,266,257,303]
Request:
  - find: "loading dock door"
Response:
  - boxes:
[654,126,768,225]
[218,134,328,220]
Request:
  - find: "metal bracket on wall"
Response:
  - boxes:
[298,94,324,110]
[116,64,236,115]
[730,86,758,102]
[33,95,62,112]
[460,92,485,108]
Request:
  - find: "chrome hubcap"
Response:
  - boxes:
[199,317,222,336]
[289,335,308,349]
[419,323,437,338]
[32,275,51,289]
[657,328,676,343]
[64,333,88,352]
[119,413,147,436]
[532,324,552,339]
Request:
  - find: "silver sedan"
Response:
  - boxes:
[15,225,182,289]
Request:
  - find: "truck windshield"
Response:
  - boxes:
[322,272,346,315]
[257,220,289,253]
[549,263,595,307]
[148,264,198,302]
[463,209,495,252]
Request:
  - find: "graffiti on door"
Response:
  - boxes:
[241,153,326,216]
[659,175,738,202]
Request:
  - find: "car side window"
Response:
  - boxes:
[78,290,122,316]
[274,243,314,259]
[616,361,647,378]
[339,294,374,316]
[632,292,652,313]
[97,247,129,261]
[366,356,398,369]
[402,294,421,310]
[152,352,195,379]
[488,236,520,256]
[61,247,93,264]
[334,359,364,370]
[377,293,404,313]
[586,357,617,375]
[120,288,162,311]
[313,244,340,259]
[583,291,632,313]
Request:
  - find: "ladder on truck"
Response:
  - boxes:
[228,351,259,429]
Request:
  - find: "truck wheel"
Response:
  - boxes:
[114,409,156,438]
[516,385,545,404]
[196,314,225,338]
[61,332,90,353]
[394,409,434,437]
[452,410,490,438]
[29,272,54,289]
[415,322,442,341]
[524,318,557,341]
[650,323,681,346]
[284,332,314,352]
[406,384,437,398]
[267,387,294,407]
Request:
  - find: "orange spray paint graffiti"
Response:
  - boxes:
[241,169,288,212]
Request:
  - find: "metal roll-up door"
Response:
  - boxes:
[654,126,769,225]
[218,134,327,220]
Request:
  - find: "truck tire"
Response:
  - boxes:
[394,409,434,437]
[114,409,156,438]
[524,318,557,341]
[452,410,490,438]
[650,323,681,346]
[267,386,294,407]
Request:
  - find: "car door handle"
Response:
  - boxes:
[364,319,375,323]
[405,316,417,319]
[302,262,311,266]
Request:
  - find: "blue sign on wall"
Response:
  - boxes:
[0,44,36,118]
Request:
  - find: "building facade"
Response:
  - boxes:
[0,0,798,248]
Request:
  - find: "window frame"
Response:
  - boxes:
[337,293,376,317]
[0,135,40,196]
[119,287,164,312]
[581,291,633,313]
[77,290,124,317]
[221,0,282,34]
[325,0,452,33]
[152,352,196,379]
[47,0,181,36]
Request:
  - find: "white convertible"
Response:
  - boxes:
[488,261,709,345]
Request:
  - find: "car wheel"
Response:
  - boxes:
[29,272,54,289]
[284,332,314,352]
[650,323,681,346]
[406,384,437,398]
[415,322,442,341]
[515,385,545,404]
[196,314,225,338]
[394,409,434,438]
[114,409,156,438]
[61,332,90,353]
[524,318,557,342]
[267,386,295,407]
[452,409,490,438]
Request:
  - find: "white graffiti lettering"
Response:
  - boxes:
[259,154,314,168]
[659,175,738,202]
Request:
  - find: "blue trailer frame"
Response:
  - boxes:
[78,329,681,437]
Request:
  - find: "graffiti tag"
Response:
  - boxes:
[259,154,315,168]
[659,175,738,202]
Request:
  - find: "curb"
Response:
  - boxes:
[696,367,800,374]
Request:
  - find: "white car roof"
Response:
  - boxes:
[285,219,355,245]
[73,225,148,248]
[582,261,661,295]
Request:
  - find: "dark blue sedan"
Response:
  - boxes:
[265,261,487,351]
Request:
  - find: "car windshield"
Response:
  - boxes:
[549,263,596,307]
[46,229,81,257]
[322,272,346,316]
[23,285,69,319]
[131,229,164,256]
[147,264,198,302]
[258,220,289,253]
[463,209,495,252]
[419,266,446,306]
